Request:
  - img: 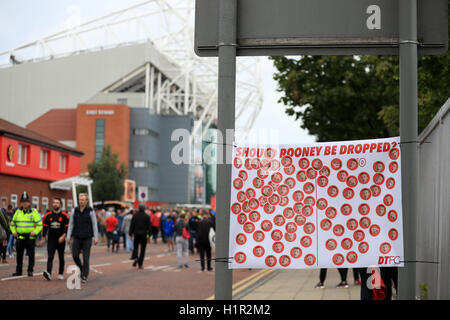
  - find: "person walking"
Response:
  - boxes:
[175,214,190,268]
[315,268,350,288]
[150,209,161,244]
[106,211,118,252]
[41,197,69,281]
[96,209,107,244]
[121,209,134,254]
[10,192,43,277]
[0,207,10,264]
[5,205,15,259]
[188,210,200,254]
[129,203,151,269]
[67,193,99,283]
[197,210,215,271]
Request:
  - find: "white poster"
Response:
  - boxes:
[229,137,403,269]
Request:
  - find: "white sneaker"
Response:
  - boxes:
[58,274,64,280]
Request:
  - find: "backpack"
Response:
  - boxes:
[182,226,190,239]
[0,210,8,241]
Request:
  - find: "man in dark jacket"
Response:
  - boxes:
[129,203,151,269]
[197,210,215,271]
[67,193,98,283]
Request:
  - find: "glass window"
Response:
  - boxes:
[32,196,39,211]
[42,197,49,213]
[40,150,49,169]
[10,194,17,209]
[95,119,105,161]
[61,199,66,210]
[59,154,67,173]
[67,200,73,212]
[132,128,159,138]
[18,144,28,165]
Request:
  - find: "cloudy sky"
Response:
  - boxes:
[0,0,315,144]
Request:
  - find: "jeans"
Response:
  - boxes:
[71,237,92,279]
[198,241,212,270]
[125,232,134,253]
[176,236,189,266]
[7,234,15,256]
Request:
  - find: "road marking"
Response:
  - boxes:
[205,269,274,300]
[1,275,27,281]
[144,265,170,271]
[91,263,112,268]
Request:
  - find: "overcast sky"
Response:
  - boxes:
[0,0,315,144]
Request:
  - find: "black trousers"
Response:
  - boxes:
[47,237,65,275]
[151,227,159,243]
[357,267,398,300]
[319,268,348,283]
[16,237,35,274]
[132,235,147,267]
[198,241,212,270]
[72,237,92,278]
[106,232,113,248]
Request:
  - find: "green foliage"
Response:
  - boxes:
[419,282,428,300]
[270,4,449,142]
[87,145,128,202]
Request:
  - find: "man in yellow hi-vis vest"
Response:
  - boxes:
[10,192,43,277]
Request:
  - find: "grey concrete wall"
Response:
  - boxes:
[417,98,450,299]
[159,115,193,203]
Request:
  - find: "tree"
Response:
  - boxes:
[87,145,128,202]
[270,3,449,141]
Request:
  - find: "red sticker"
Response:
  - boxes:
[251,158,261,170]
[283,207,295,219]
[257,169,269,179]
[270,159,281,171]
[386,177,396,190]
[285,222,298,233]
[325,207,337,219]
[261,159,271,171]
[260,220,273,232]
[358,172,370,184]
[303,182,315,194]
[389,148,400,160]
[302,205,314,217]
[358,204,370,216]
[294,214,306,226]
[271,229,283,241]
[373,173,385,185]
[237,213,247,225]
[249,210,261,223]
[346,176,358,188]
[303,222,315,234]
[244,158,252,170]
[284,177,296,189]
[290,247,303,259]
[383,194,394,206]
[317,176,329,188]
[340,204,352,216]
[389,161,399,173]
[373,161,385,173]
[347,158,358,171]
[304,254,316,266]
[306,168,317,179]
[388,210,398,222]
[388,228,399,241]
[312,158,323,170]
[238,170,248,181]
[272,241,285,253]
[317,198,328,210]
[346,218,358,231]
[353,229,365,242]
[277,184,290,196]
[253,245,265,257]
[346,251,358,264]
[299,158,310,169]
[252,177,264,189]
[236,233,247,245]
[319,166,330,177]
[320,219,332,231]
[337,170,349,183]
[246,188,257,199]
[237,191,246,203]
[231,203,241,215]
[325,239,338,251]
[293,202,304,215]
[301,236,313,248]
[234,157,243,169]
[304,196,316,207]
[332,253,345,266]
[359,217,371,229]
[253,230,265,242]
[268,193,281,206]
[279,255,292,267]
[284,231,297,243]
[273,214,286,227]
[370,185,381,197]
[292,190,304,202]
[376,204,386,217]
[358,241,370,254]
[279,196,289,207]
[343,188,355,200]
[281,155,293,167]
[248,198,259,210]
[331,158,342,170]
[360,188,372,201]
[379,242,392,254]
[296,170,308,182]
[263,202,276,214]
[243,222,255,234]
[333,224,345,237]
[233,178,244,190]
[261,185,273,197]
[234,252,247,264]
[283,165,296,176]
[265,148,276,159]
[271,172,283,184]
[341,238,353,250]
[327,185,339,198]
[265,255,277,267]
[369,224,381,237]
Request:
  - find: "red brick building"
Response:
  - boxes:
[0,119,83,212]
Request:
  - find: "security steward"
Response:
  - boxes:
[41,197,69,281]
[10,192,43,277]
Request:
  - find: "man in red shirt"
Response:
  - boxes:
[150,209,161,244]
[106,211,118,252]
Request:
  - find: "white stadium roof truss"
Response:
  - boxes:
[0,0,263,142]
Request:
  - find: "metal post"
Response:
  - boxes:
[72,181,78,208]
[215,0,237,300]
[398,0,418,300]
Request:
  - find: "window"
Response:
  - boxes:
[40,149,49,169]
[132,161,159,169]
[10,194,17,209]
[95,119,105,161]
[132,128,159,139]
[18,144,28,165]
[59,154,67,173]
[61,199,66,210]
[67,200,73,212]
[32,196,39,211]
[42,197,49,213]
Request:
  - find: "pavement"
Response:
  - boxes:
[234,269,362,300]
